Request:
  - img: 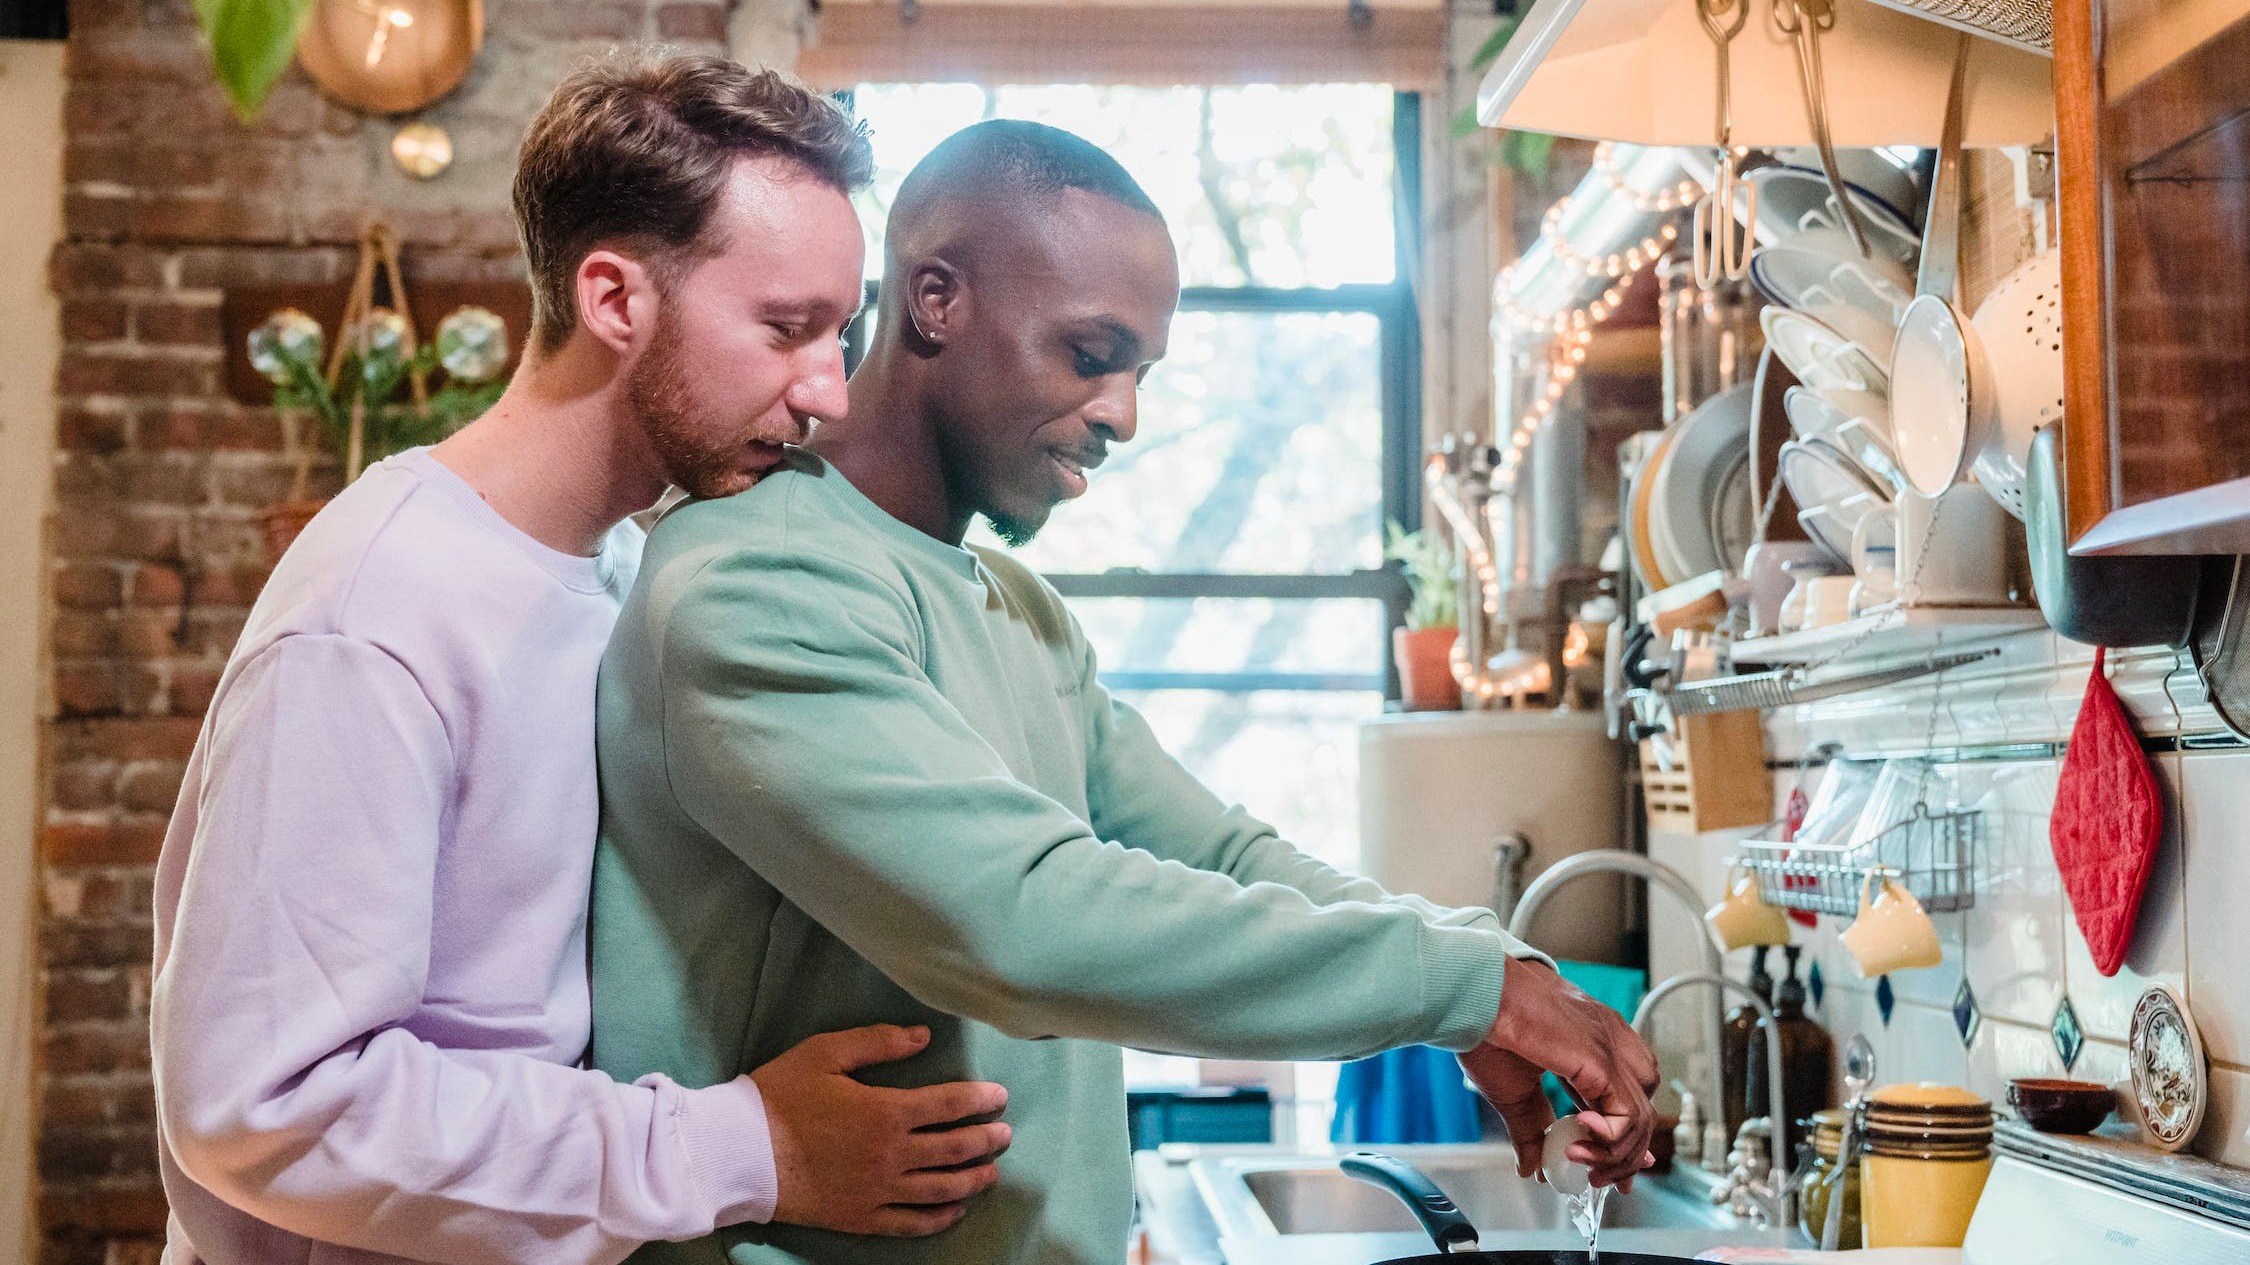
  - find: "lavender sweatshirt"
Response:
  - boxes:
[151,450,776,1265]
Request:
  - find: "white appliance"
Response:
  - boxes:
[1956,1134,2250,1265]
[1358,710,1626,965]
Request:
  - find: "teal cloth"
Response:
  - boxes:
[1542,960,1647,1117]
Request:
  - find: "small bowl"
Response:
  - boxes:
[2008,1078,2116,1134]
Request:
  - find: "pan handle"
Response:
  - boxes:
[1340,1152,1483,1254]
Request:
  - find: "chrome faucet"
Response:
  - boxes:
[1507,850,1730,1121]
[1634,972,1795,1225]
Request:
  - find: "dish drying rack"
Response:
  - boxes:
[1735,802,1981,915]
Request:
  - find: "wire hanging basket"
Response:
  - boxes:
[1736,802,1981,915]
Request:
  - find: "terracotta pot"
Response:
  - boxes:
[257,499,328,564]
[1393,626,1461,711]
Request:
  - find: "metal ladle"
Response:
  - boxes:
[1821,1033,1878,1250]
[1773,0,1873,259]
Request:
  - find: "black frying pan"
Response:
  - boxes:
[1341,1152,1706,1265]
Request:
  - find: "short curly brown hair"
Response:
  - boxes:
[513,48,873,354]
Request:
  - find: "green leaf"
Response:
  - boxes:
[1501,130,1558,180]
[1466,17,1522,75]
[196,0,318,122]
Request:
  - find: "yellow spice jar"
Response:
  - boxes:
[1859,1082,1994,1249]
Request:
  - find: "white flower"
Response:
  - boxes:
[247,308,324,384]
[435,306,509,382]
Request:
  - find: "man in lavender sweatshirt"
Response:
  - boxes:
[149,52,1011,1265]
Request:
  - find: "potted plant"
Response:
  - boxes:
[1386,522,1462,711]
[249,303,509,560]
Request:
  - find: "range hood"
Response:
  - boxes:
[1477,0,2057,146]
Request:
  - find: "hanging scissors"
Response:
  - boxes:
[1692,0,1756,288]
[1774,0,1874,259]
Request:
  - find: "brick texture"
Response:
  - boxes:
[40,3,741,1257]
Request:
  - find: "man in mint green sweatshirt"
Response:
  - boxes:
[589,120,1657,1265]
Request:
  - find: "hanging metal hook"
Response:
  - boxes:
[1692,0,1757,288]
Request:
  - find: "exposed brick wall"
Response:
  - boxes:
[41,2,738,1260]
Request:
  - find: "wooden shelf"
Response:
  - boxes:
[1730,605,2048,666]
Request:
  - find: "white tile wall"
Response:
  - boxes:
[2182,751,2250,1068]
[1663,642,2250,1172]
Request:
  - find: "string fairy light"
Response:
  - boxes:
[1589,140,1706,214]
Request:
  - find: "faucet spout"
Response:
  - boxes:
[1633,971,1795,1219]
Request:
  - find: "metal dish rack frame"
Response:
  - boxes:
[1735,803,1982,915]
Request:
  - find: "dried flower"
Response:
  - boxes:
[247,308,324,384]
[435,306,509,382]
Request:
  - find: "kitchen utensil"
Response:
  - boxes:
[1708,451,1757,576]
[1341,1151,1709,1265]
[1706,863,1794,949]
[2024,423,2199,647]
[2049,645,2163,977]
[1851,548,1899,615]
[2006,1078,2116,1134]
[2128,984,2207,1153]
[1773,0,1874,259]
[1750,226,1917,316]
[1841,866,1945,976]
[1963,249,2066,517]
[1761,306,1889,394]
[1823,1033,1878,1249]
[1667,649,1996,716]
[1890,36,1991,499]
[1692,0,1756,288]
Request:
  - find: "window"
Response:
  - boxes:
[844,83,1420,883]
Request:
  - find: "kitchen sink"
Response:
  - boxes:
[1187,1145,1741,1241]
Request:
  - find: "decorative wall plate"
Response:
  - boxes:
[2129,983,2207,1152]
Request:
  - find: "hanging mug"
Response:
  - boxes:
[1841,868,1943,977]
[1706,864,1794,952]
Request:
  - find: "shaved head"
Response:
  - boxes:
[884,119,1164,277]
[826,119,1179,548]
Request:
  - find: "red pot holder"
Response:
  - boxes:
[2050,647,2165,977]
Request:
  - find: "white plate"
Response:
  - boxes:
[1779,437,1886,564]
[2129,983,2207,1153]
[1751,228,1917,317]
[1653,384,1755,582]
[1747,164,1923,267]
[1761,306,1891,394]
[1785,386,1904,491]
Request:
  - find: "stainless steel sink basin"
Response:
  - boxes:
[1189,1144,1741,1241]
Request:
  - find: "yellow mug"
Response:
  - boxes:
[1705,864,1793,952]
[1840,868,1942,977]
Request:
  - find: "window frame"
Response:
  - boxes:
[840,88,1423,699]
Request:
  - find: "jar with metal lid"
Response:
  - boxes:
[1796,1108,1861,1246]
[1859,1083,1994,1248]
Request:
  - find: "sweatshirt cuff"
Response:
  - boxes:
[1418,923,1554,1053]
[676,1076,780,1227]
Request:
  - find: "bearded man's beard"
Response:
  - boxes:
[627,314,751,500]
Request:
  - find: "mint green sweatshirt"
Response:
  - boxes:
[589,452,1545,1265]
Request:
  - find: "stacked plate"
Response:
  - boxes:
[1863,1082,1995,1160]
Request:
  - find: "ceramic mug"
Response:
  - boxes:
[1841,868,1943,978]
[1894,484,2009,607]
[1743,542,1827,636]
[1800,575,1858,629]
[1705,864,1793,952]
